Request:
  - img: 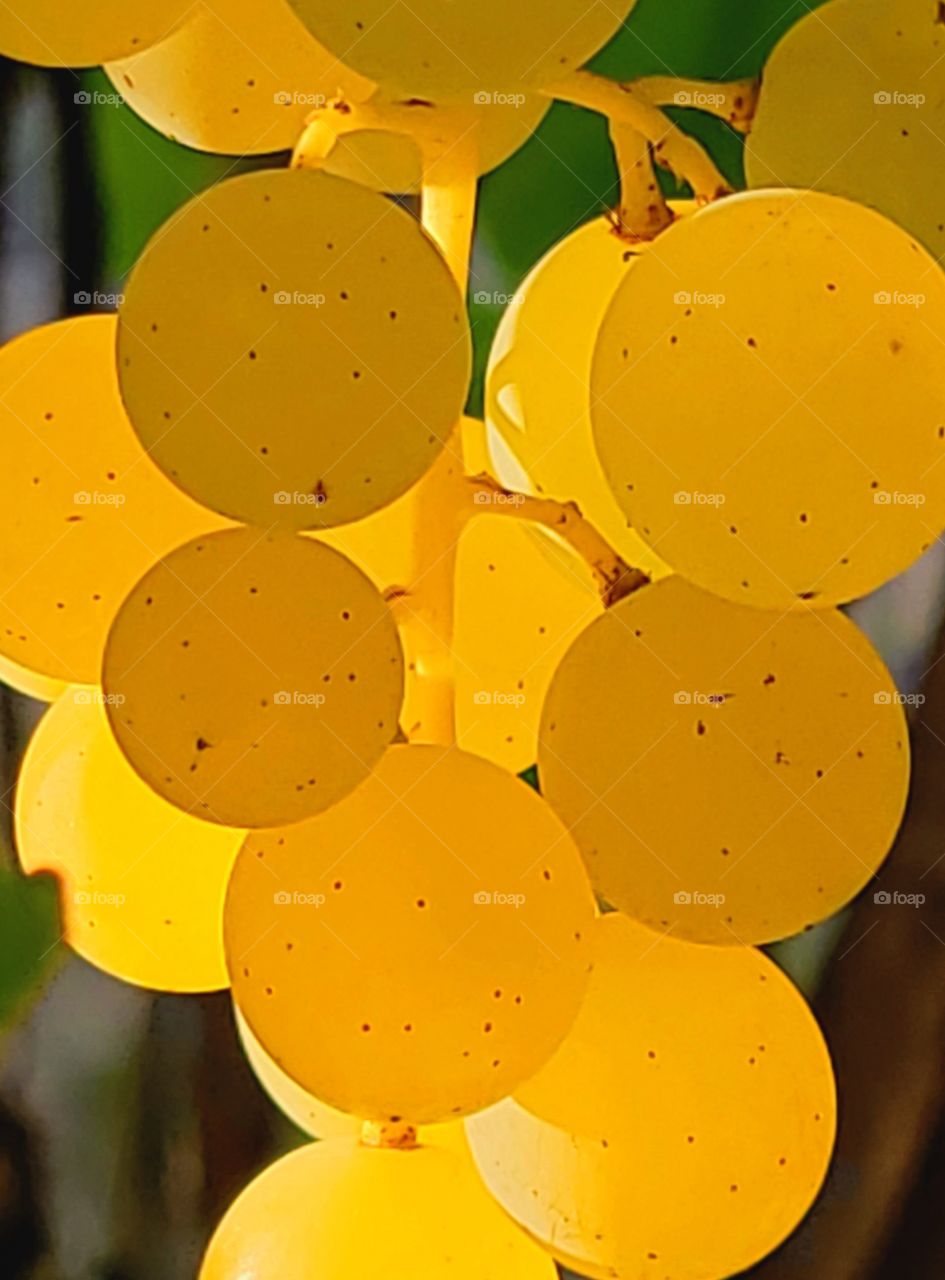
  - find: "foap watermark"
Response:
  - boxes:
[473,489,525,506]
[274,891,326,907]
[75,891,125,907]
[874,290,925,307]
[72,689,125,706]
[274,690,326,707]
[874,890,925,907]
[873,490,926,506]
[874,90,925,107]
[74,90,123,108]
[674,490,725,506]
[674,290,725,308]
[274,290,325,307]
[673,690,727,707]
[473,91,526,107]
[674,890,726,907]
[674,90,726,108]
[274,91,329,107]
[274,490,327,507]
[874,691,925,707]
[74,290,124,307]
[472,290,523,306]
[473,690,526,707]
[473,890,526,907]
[74,490,126,507]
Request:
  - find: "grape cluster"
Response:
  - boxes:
[3,0,937,1277]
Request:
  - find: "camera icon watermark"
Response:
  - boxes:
[673,890,726,907]
[874,690,925,706]
[273,690,326,707]
[74,890,126,906]
[473,690,526,707]
[74,90,124,107]
[274,490,327,506]
[674,290,725,308]
[874,290,925,307]
[873,490,926,506]
[273,291,325,306]
[673,490,725,506]
[472,489,525,506]
[72,689,125,706]
[473,890,526,907]
[273,890,326,906]
[673,690,727,707]
[74,490,126,507]
[874,889,925,906]
[673,90,725,108]
[873,90,925,107]
[274,91,328,107]
[74,290,124,307]
[472,91,526,107]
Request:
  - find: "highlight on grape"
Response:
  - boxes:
[0,0,940,1275]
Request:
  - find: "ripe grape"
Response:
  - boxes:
[0,0,190,66]
[747,0,945,260]
[117,169,471,530]
[0,655,68,704]
[486,213,681,580]
[106,0,374,157]
[453,513,602,772]
[538,575,909,945]
[200,1137,557,1280]
[286,0,637,101]
[466,912,836,1280]
[591,189,945,608]
[225,744,595,1123]
[0,316,225,687]
[16,690,243,992]
[102,528,404,829]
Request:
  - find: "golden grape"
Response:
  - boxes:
[591,189,945,608]
[16,690,243,992]
[286,0,636,101]
[486,213,679,580]
[118,169,471,530]
[0,655,68,704]
[106,0,374,156]
[200,1137,557,1280]
[0,0,190,67]
[747,0,945,260]
[102,528,404,829]
[538,575,910,945]
[467,912,836,1280]
[225,744,595,1123]
[0,316,224,687]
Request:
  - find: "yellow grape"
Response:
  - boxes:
[453,513,602,772]
[287,0,636,101]
[235,1008,469,1153]
[0,655,68,704]
[102,528,404,829]
[591,189,945,608]
[0,0,190,67]
[466,912,836,1280]
[487,213,680,580]
[117,169,470,530]
[296,95,550,194]
[225,744,595,1124]
[106,0,373,157]
[538,575,909,945]
[15,689,243,992]
[747,0,945,260]
[200,1137,557,1280]
[0,316,224,687]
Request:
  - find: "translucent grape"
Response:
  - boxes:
[102,528,404,829]
[225,744,595,1123]
[487,213,681,580]
[0,316,225,687]
[747,0,945,261]
[0,0,190,67]
[287,0,637,101]
[236,1008,469,1154]
[0,655,68,704]
[538,575,909,945]
[15,690,243,992]
[117,169,471,530]
[467,912,836,1280]
[453,513,602,772]
[106,0,374,157]
[200,1137,557,1280]
[591,189,945,608]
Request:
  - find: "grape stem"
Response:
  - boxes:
[466,473,650,607]
[608,123,674,240]
[544,71,733,204]
[634,75,761,134]
[360,1119,419,1149]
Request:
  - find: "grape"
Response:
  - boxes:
[0,655,68,704]
[236,1008,469,1153]
[466,912,836,1280]
[117,169,471,530]
[106,0,374,157]
[225,744,595,1123]
[15,689,243,992]
[486,213,681,580]
[200,1137,557,1280]
[102,528,404,829]
[0,0,190,67]
[0,316,225,688]
[538,575,909,945]
[747,0,945,261]
[453,513,602,773]
[286,0,637,101]
[591,189,945,608]
[298,93,551,195]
